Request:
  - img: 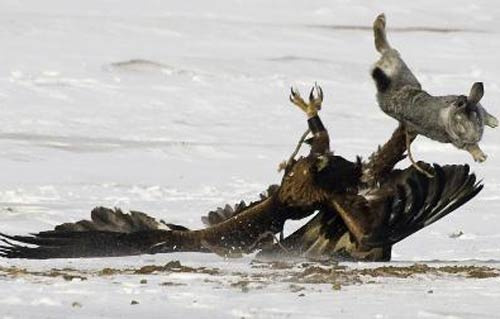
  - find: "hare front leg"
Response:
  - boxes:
[485,112,498,128]
[465,144,487,163]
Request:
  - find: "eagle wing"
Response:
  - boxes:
[345,162,482,247]
[0,193,288,259]
[258,162,482,261]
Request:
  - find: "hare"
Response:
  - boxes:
[371,13,498,163]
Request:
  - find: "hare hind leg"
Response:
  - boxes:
[373,13,391,53]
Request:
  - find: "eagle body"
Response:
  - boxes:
[0,124,482,260]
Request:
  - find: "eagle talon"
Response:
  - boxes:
[309,87,315,102]
[289,84,324,117]
[289,87,309,113]
[309,83,323,110]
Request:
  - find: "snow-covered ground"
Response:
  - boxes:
[0,0,499,318]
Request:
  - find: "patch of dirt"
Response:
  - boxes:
[0,261,497,292]
[230,280,251,293]
[356,264,499,279]
[251,260,295,270]
[436,265,499,279]
[449,230,464,238]
[289,284,305,293]
[230,279,267,292]
[241,262,500,291]
[159,281,186,287]
[133,260,219,275]
[0,266,87,281]
[277,264,362,287]
[96,260,220,277]
[98,268,119,276]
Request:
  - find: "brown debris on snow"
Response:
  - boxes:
[0,261,497,292]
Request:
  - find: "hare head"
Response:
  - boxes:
[443,82,497,162]
[446,83,485,147]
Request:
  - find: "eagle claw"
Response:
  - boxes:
[289,83,324,117]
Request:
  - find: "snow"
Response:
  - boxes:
[0,0,500,318]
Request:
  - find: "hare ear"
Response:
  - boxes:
[468,82,484,106]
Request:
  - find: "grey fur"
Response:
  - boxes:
[372,13,497,162]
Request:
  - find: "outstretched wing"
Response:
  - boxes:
[0,229,181,259]
[0,207,184,259]
[0,193,287,259]
[362,162,482,247]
